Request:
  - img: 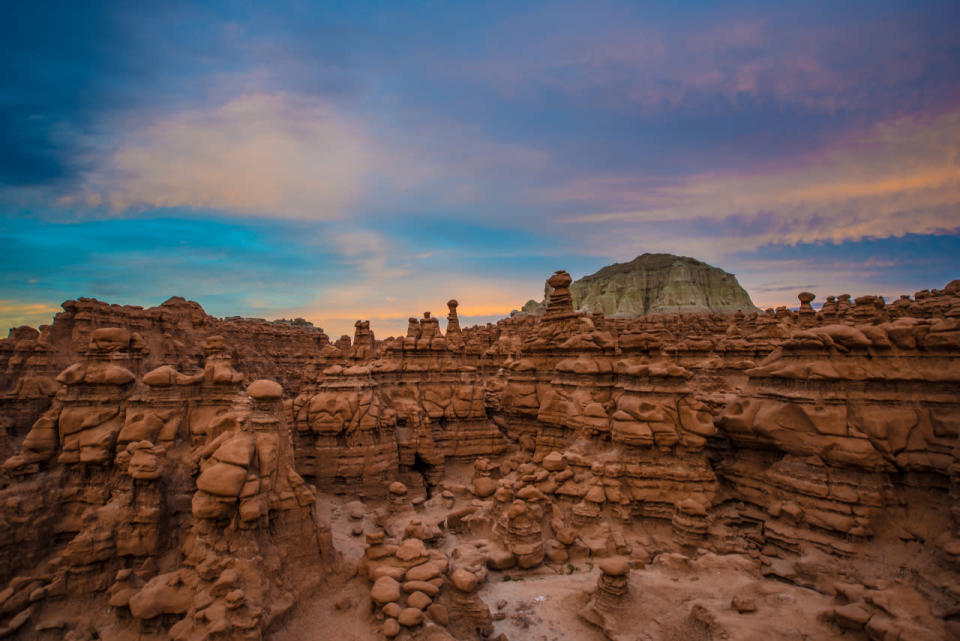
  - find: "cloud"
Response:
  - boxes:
[327,230,409,280]
[54,89,555,222]
[469,7,960,115]
[72,93,377,219]
[729,233,960,309]
[0,300,62,332]
[552,110,960,249]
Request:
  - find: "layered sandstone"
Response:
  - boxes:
[0,275,957,641]
[0,331,333,640]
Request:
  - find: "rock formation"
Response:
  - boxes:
[0,272,957,640]
[521,253,759,317]
[0,328,334,640]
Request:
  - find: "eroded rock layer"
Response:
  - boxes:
[0,329,335,640]
[0,274,957,640]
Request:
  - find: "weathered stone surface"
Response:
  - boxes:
[0,330,331,641]
[246,378,283,400]
[371,577,401,605]
[0,268,958,641]
[398,607,424,627]
[525,254,758,317]
[450,569,479,593]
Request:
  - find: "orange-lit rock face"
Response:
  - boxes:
[0,274,957,640]
[0,326,330,640]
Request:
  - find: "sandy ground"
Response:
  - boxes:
[480,568,607,641]
[270,492,386,641]
[272,484,853,641]
[270,574,380,641]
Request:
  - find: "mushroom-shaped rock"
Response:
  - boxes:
[548,270,572,289]
[247,379,282,401]
[599,556,630,577]
[450,569,479,593]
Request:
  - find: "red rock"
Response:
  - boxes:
[246,379,283,400]
[405,562,442,582]
[383,617,400,637]
[834,603,872,629]
[402,580,440,596]
[598,556,629,577]
[407,590,432,610]
[0,270,956,641]
[370,577,401,605]
[397,607,423,627]
[450,569,478,592]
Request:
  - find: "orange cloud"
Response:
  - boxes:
[77,93,376,218]
[0,301,61,332]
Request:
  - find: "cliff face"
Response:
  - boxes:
[566,253,758,317]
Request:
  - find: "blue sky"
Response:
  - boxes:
[2,1,958,336]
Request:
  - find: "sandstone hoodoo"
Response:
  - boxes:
[522,253,759,317]
[0,272,957,640]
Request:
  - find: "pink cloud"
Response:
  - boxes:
[548,109,960,250]
[462,13,956,114]
[77,93,375,218]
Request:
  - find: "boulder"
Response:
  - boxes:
[247,379,283,400]
[370,577,401,606]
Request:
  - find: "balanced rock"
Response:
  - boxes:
[247,379,283,400]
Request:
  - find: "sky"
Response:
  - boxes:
[2,1,958,338]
